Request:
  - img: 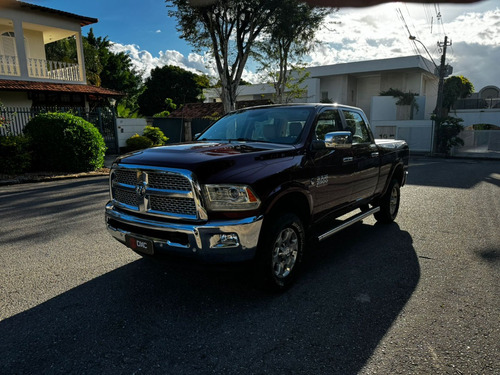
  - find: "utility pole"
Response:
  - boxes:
[432,35,452,155]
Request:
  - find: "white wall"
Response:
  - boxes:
[450,109,500,127]
[116,118,147,148]
[372,120,433,152]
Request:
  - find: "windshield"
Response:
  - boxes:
[198,107,314,144]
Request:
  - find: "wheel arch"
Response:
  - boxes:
[264,189,312,228]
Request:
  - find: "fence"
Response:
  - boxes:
[152,117,212,143]
[0,106,118,153]
[452,130,500,158]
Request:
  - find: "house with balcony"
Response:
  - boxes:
[204,55,439,152]
[0,0,121,108]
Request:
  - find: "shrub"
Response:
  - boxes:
[143,125,168,145]
[24,112,106,172]
[437,116,465,155]
[0,135,31,174]
[126,134,153,151]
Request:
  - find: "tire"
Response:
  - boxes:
[374,179,400,223]
[254,213,305,291]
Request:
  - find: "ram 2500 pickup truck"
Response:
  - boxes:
[105,104,409,290]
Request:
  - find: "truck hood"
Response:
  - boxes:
[115,141,300,183]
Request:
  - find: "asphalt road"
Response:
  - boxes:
[0,157,498,374]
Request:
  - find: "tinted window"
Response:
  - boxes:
[315,109,342,140]
[343,110,371,144]
[199,107,314,144]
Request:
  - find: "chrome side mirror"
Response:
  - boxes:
[324,131,352,149]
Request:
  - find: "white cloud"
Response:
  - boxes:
[110,2,500,90]
[109,43,217,79]
[307,3,500,89]
[155,30,161,33]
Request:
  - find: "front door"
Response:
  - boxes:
[341,109,380,202]
[309,108,353,218]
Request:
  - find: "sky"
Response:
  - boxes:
[24,0,500,91]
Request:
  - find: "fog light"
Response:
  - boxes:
[210,233,240,248]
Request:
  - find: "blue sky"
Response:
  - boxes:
[24,0,500,90]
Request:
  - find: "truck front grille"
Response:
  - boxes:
[111,166,205,220]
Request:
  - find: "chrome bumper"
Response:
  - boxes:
[105,201,263,262]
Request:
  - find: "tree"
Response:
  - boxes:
[137,65,207,116]
[45,29,142,97]
[443,75,474,111]
[167,0,282,113]
[254,0,331,103]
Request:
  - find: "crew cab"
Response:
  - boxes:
[105,104,409,290]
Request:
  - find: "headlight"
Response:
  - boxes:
[204,184,260,211]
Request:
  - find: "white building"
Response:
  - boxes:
[0,0,120,108]
[205,55,439,152]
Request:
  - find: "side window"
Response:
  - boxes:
[315,109,341,141]
[343,110,371,144]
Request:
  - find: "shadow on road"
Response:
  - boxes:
[0,219,419,374]
[407,157,500,189]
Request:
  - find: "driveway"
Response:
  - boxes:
[0,157,498,374]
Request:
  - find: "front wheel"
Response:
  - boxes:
[374,179,400,223]
[254,213,305,291]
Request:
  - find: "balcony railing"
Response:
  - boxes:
[0,54,81,82]
[28,58,81,81]
[0,55,20,76]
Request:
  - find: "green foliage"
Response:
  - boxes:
[138,66,205,116]
[45,28,143,98]
[153,111,170,118]
[0,135,32,174]
[443,75,474,110]
[254,0,331,104]
[470,123,500,130]
[126,134,153,151]
[143,126,168,145]
[437,116,465,155]
[380,88,419,113]
[167,0,285,113]
[24,112,106,172]
[116,102,141,118]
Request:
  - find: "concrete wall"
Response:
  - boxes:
[450,109,500,127]
[116,118,147,148]
[371,120,433,153]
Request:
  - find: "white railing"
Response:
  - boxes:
[0,55,20,76]
[27,58,81,81]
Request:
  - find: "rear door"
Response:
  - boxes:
[340,109,380,202]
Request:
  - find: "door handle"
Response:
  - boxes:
[343,157,353,163]
[371,152,379,158]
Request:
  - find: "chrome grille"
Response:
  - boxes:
[115,169,137,186]
[148,173,191,191]
[150,196,197,216]
[112,166,201,220]
[114,188,137,207]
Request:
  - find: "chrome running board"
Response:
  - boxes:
[318,207,380,242]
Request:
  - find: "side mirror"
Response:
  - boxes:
[324,131,352,149]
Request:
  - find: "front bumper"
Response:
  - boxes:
[105,201,263,263]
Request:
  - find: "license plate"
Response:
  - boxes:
[125,235,154,255]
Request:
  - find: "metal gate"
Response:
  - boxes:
[0,106,118,154]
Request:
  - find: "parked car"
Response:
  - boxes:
[105,104,409,290]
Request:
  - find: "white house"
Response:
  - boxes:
[205,55,439,152]
[0,0,121,108]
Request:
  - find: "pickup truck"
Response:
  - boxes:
[105,104,409,290]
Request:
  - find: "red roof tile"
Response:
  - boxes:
[168,100,273,119]
[0,79,123,96]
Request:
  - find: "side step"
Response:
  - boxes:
[317,206,380,242]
